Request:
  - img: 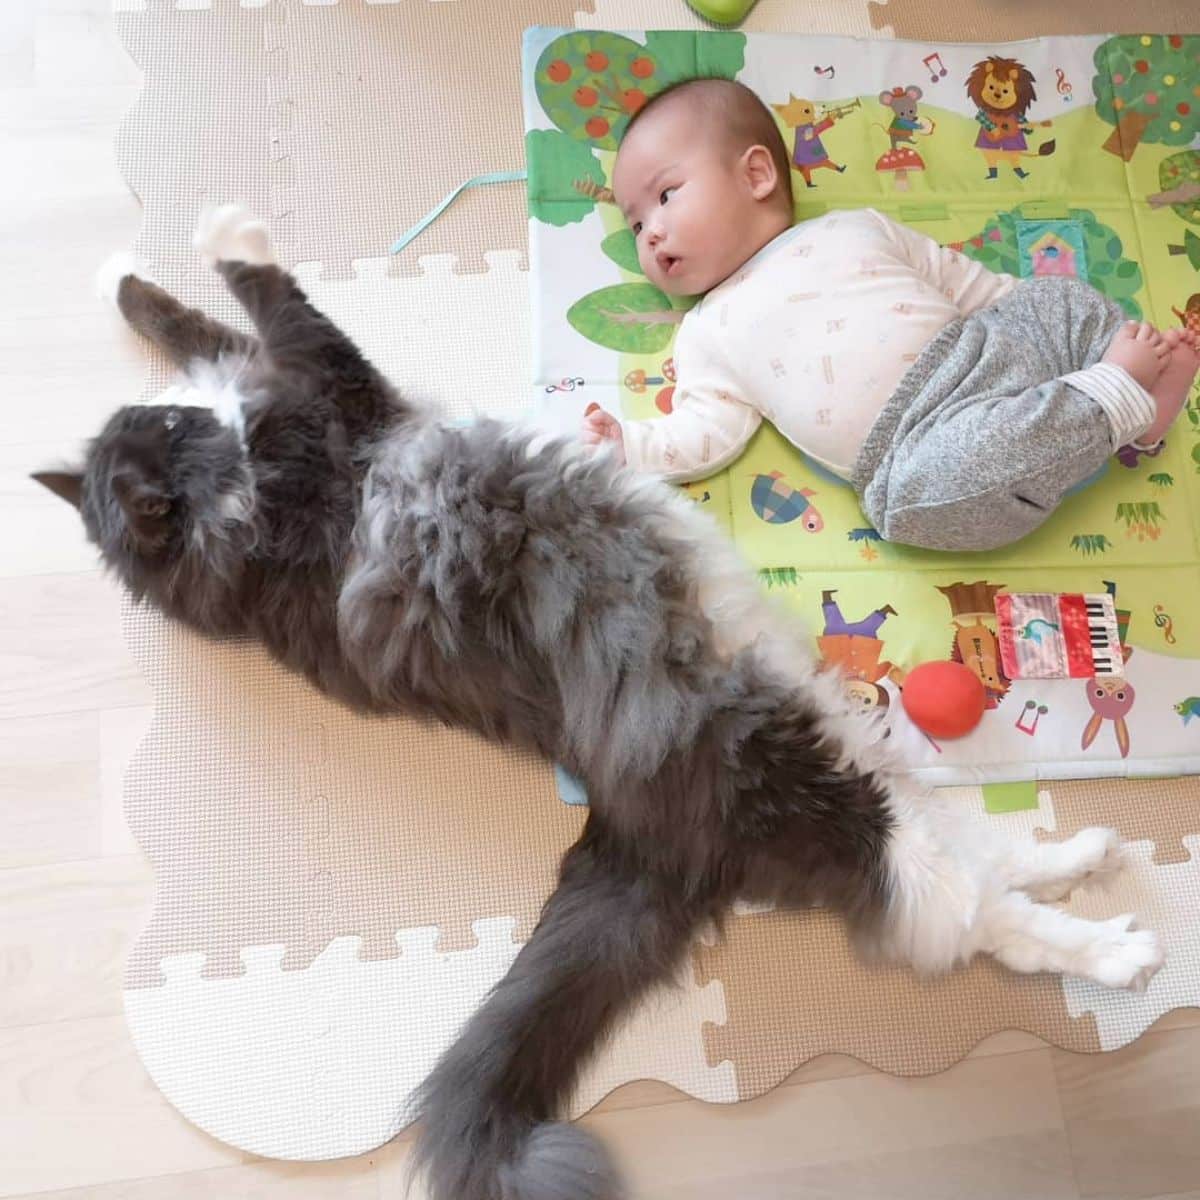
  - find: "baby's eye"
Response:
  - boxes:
[631,221,643,236]
[659,187,676,205]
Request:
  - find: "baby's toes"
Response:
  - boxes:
[1161,327,1184,350]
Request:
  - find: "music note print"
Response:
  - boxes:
[1154,603,1178,645]
[922,52,948,83]
[544,376,584,394]
[1015,699,1049,737]
[1055,67,1074,102]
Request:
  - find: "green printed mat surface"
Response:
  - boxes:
[523,27,1200,785]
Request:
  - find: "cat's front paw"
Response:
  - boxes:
[194,204,276,269]
[95,252,155,306]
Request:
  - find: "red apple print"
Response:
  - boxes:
[574,86,598,108]
[655,386,675,414]
[1179,102,1192,115]
[1169,35,1183,49]
[631,57,654,79]
[547,59,571,84]
[585,51,609,71]
[622,89,647,114]
[1135,59,1149,73]
[585,116,610,139]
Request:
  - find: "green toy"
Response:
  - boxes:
[685,0,758,25]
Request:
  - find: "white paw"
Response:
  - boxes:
[1067,826,1126,885]
[193,204,276,269]
[1025,827,1126,902]
[95,251,154,306]
[1084,915,1164,992]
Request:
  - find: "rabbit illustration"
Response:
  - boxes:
[1081,677,1135,758]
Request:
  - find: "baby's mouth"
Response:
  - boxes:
[657,252,681,276]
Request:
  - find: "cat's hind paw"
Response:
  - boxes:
[194,204,276,269]
[1083,916,1165,992]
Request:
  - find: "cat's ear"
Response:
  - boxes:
[32,470,84,510]
[112,470,173,549]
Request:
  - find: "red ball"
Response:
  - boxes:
[901,661,986,739]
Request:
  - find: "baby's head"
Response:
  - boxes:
[612,78,794,297]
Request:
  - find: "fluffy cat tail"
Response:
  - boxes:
[408,822,704,1200]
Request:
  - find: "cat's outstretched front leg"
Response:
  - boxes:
[196,205,395,407]
[96,252,257,368]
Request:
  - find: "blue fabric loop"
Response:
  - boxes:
[390,170,528,255]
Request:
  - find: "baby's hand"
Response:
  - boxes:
[581,404,626,464]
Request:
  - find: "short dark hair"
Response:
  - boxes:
[620,77,794,215]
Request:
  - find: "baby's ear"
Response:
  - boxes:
[32,470,84,510]
[742,144,779,201]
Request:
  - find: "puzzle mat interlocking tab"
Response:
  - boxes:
[112,0,1200,1164]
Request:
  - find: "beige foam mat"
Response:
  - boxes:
[112,0,1200,1163]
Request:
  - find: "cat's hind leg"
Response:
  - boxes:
[878,799,1161,990]
[970,889,1163,991]
[997,826,1125,902]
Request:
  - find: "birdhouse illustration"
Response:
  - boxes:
[1026,229,1079,277]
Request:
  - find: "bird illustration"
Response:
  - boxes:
[1018,618,1060,644]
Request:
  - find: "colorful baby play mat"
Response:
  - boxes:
[523,27,1200,787]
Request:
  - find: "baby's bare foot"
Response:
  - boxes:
[1102,320,1170,391]
[1138,327,1200,445]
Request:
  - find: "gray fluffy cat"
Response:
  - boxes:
[36,207,1163,1200]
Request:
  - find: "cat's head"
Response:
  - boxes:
[34,401,255,630]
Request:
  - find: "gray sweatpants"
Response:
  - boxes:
[852,277,1133,552]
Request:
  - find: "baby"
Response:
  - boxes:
[583,78,1200,551]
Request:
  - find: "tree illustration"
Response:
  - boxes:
[536,33,660,151]
[567,283,682,353]
[525,129,608,227]
[1148,150,1200,225]
[1093,35,1200,161]
[534,30,746,151]
[955,205,1143,318]
[1167,228,1200,272]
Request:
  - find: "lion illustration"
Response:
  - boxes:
[965,56,1056,180]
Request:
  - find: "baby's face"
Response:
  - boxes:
[612,108,763,297]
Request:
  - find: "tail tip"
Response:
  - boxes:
[499,1122,624,1200]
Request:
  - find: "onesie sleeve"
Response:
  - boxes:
[871,209,1020,315]
[619,311,762,484]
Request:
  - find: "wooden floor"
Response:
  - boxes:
[3,3,1200,1197]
